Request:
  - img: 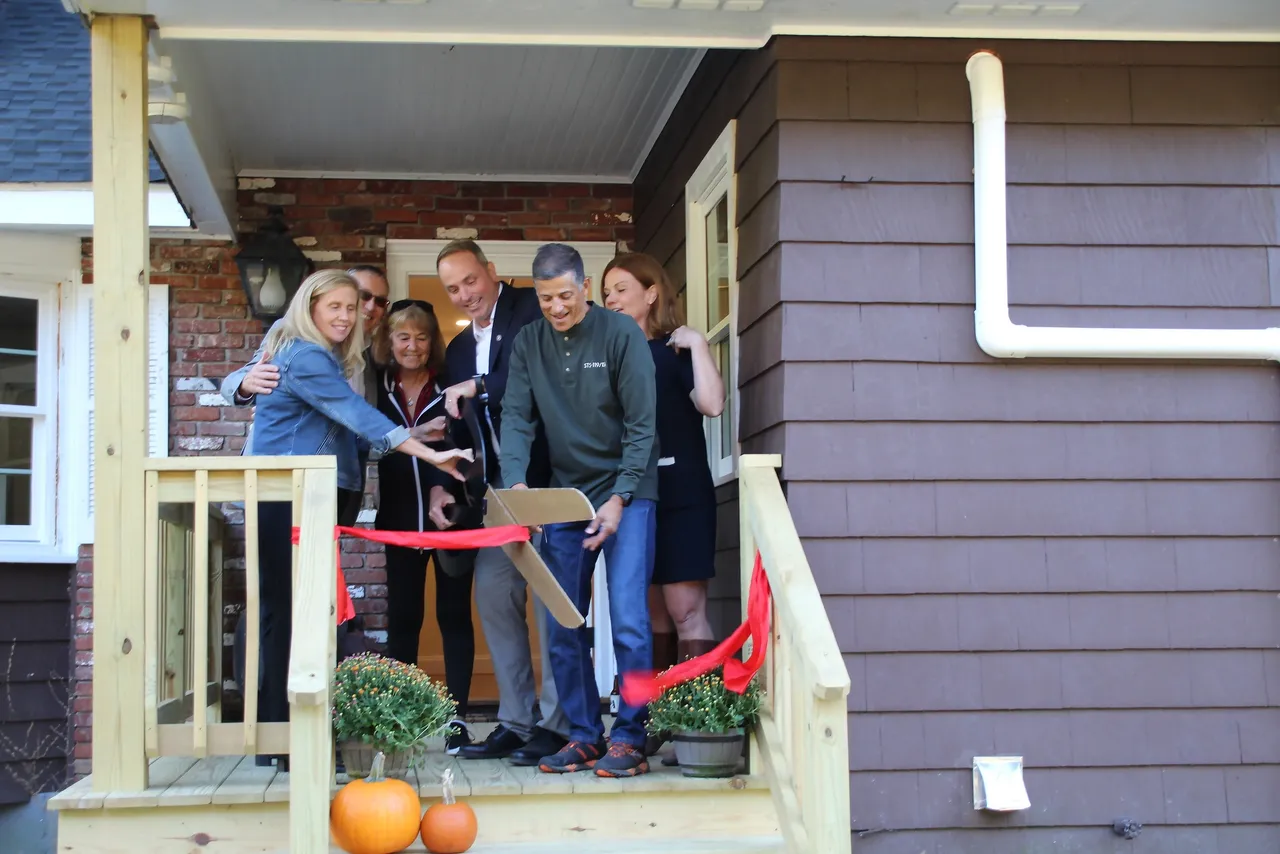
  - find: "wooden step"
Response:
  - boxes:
[52,755,781,853]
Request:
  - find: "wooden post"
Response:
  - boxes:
[89,14,151,792]
[289,467,338,853]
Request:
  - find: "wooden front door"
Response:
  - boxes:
[415,553,542,704]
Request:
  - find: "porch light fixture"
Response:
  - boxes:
[234,206,313,322]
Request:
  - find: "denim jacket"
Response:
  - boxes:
[248,339,411,491]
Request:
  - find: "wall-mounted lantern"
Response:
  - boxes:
[234,206,312,322]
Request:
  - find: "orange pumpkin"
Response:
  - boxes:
[420,768,477,854]
[330,751,422,854]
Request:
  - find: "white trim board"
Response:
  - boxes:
[156,25,1280,46]
[0,185,193,231]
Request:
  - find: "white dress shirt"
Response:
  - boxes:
[473,284,503,376]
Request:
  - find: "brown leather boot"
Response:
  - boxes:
[644,632,679,757]
[676,638,719,662]
[662,638,721,766]
[653,631,679,673]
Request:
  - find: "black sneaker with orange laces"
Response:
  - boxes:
[594,742,650,778]
[538,740,606,774]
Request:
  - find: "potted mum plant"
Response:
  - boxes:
[645,668,761,778]
[332,652,456,779]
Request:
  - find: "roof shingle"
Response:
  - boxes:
[0,0,165,184]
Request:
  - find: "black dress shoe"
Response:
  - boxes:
[507,727,569,767]
[255,754,289,772]
[457,724,526,760]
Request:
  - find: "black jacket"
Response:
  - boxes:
[428,283,551,492]
[373,367,445,534]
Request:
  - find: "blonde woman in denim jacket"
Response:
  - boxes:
[248,269,471,768]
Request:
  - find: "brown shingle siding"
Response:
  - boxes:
[0,564,72,800]
[742,35,1280,849]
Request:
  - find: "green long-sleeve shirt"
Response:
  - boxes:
[500,304,658,509]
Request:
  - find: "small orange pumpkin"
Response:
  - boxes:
[420,768,478,854]
[330,751,422,854]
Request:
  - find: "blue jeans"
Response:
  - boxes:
[539,499,656,748]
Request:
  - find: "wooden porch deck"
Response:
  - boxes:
[49,748,764,811]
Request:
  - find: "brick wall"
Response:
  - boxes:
[69,177,633,776]
[239,176,634,247]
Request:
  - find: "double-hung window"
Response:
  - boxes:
[684,121,738,483]
[0,284,57,543]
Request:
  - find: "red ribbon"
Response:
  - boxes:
[288,524,533,626]
[620,550,772,705]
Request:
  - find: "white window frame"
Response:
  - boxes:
[684,120,739,485]
[0,282,58,546]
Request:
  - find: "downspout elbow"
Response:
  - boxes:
[975,313,1029,359]
[966,51,1006,125]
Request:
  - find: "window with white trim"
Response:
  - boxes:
[0,284,57,543]
[81,284,170,532]
[684,121,738,483]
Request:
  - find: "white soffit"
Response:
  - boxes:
[0,184,193,231]
[169,41,702,181]
[69,0,1280,44]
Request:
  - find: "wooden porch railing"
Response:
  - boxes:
[147,501,224,744]
[141,456,337,853]
[738,454,852,854]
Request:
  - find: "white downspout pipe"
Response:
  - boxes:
[965,50,1280,362]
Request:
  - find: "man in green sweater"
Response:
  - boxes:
[500,242,659,778]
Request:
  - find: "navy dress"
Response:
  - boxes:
[649,336,717,585]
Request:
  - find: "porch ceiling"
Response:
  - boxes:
[163,40,700,181]
[69,0,1280,45]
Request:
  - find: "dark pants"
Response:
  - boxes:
[257,488,361,726]
[384,545,475,718]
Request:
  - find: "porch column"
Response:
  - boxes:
[90,14,151,792]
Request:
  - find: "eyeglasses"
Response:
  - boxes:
[389,298,435,315]
[359,289,391,310]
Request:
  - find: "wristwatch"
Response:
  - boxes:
[613,492,633,507]
[471,374,488,398]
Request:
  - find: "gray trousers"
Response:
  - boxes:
[474,539,569,740]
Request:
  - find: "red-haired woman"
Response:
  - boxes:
[601,253,726,686]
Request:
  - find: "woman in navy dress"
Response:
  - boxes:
[601,253,726,674]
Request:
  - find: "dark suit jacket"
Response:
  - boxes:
[430,283,551,492]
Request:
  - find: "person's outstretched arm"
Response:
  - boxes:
[498,330,540,489]
[289,347,471,477]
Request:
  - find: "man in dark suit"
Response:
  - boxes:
[427,240,568,766]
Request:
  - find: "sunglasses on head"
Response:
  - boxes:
[359,289,391,310]
[389,298,435,315]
